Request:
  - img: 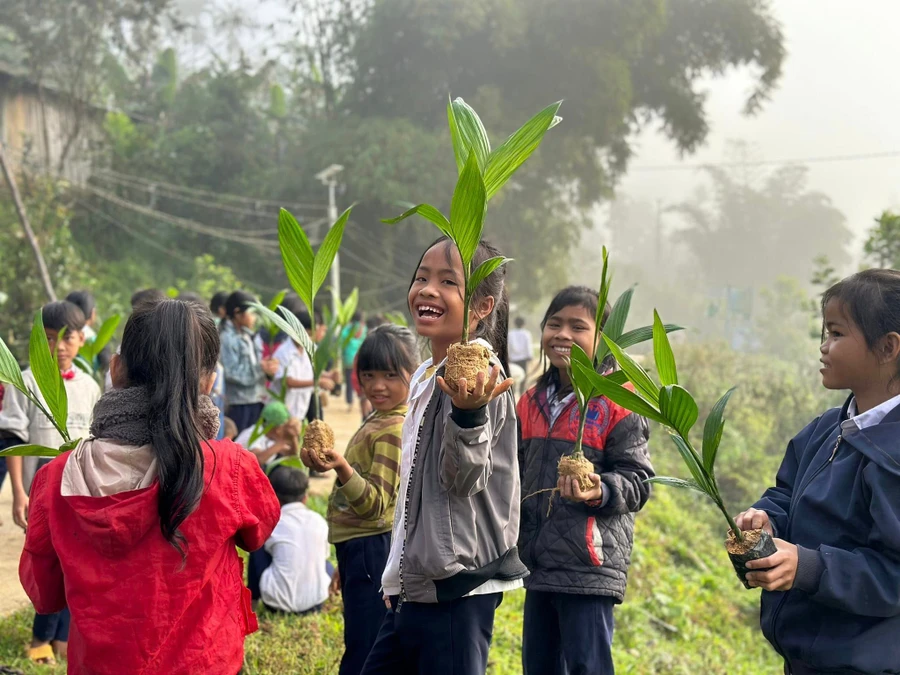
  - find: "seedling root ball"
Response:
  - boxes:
[557,452,595,492]
[445,342,491,394]
[303,419,334,462]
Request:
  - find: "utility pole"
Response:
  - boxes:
[655,199,663,270]
[316,164,344,321]
[0,142,57,301]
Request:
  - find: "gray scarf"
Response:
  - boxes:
[90,387,221,445]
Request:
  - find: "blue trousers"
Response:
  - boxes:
[33,608,70,643]
[361,593,502,675]
[522,590,616,675]
[335,533,391,675]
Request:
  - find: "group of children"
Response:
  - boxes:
[3,233,899,674]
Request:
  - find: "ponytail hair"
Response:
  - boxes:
[412,237,511,374]
[119,299,220,559]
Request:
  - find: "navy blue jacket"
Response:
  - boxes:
[755,397,900,674]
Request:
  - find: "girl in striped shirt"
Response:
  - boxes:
[302,324,418,675]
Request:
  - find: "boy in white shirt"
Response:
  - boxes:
[247,467,332,614]
[271,305,335,421]
[0,300,102,664]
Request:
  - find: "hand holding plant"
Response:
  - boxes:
[558,473,603,503]
[437,364,514,410]
[569,309,777,588]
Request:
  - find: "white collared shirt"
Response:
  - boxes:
[847,393,900,430]
[260,502,330,613]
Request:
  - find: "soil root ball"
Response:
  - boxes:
[557,453,595,492]
[303,419,334,462]
[725,528,777,589]
[445,342,491,394]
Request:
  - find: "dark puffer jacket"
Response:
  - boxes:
[517,386,653,601]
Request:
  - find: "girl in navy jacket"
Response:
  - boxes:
[737,269,900,674]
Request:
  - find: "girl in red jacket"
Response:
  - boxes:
[19,298,281,674]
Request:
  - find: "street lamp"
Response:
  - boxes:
[315,164,344,321]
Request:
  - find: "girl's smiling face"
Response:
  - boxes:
[542,304,596,371]
[408,244,467,346]
[360,369,410,412]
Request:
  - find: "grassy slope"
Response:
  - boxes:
[0,488,781,674]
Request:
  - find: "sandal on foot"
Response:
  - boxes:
[26,644,55,665]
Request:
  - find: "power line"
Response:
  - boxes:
[77,200,195,263]
[83,184,283,250]
[93,167,328,212]
[630,150,900,172]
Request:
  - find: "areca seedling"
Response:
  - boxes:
[0,310,80,457]
[569,311,776,588]
[252,206,352,463]
[383,97,562,391]
[560,248,682,491]
[74,313,121,382]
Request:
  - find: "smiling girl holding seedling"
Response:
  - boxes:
[518,283,655,675]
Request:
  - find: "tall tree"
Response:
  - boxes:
[334,0,785,304]
[672,156,851,291]
[863,211,900,269]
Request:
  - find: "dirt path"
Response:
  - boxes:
[0,403,364,617]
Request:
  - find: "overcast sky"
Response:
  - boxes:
[620,0,900,254]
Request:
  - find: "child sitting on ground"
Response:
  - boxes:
[234,401,301,467]
[247,466,332,615]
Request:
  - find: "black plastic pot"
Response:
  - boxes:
[727,530,777,589]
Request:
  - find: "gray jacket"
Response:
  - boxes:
[398,363,528,603]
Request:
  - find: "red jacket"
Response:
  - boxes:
[20,439,281,675]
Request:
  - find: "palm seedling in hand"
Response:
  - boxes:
[252,206,352,463]
[559,249,681,492]
[569,310,775,587]
[383,97,562,390]
[0,311,79,456]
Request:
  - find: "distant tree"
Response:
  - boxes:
[863,211,900,269]
[673,149,851,291]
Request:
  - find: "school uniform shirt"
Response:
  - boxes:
[234,427,282,466]
[0,368,100,494]
[754,395,900,673]
[272,340,314,420]
[508,328,533,364]
[260,502,331,613]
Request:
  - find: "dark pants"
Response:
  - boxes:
[227,402,264,433]
[247,547,333,614]
[335,534,391,675]
[0,435,21,489]
[344,369,355,405]
[33,608,70,643]
[361,593,502,675]
[522,590,616,675]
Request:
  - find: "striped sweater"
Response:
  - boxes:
[327,405,407,544]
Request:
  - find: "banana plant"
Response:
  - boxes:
[252,206,353,420]
[74,313,121,379]
[0,310,80,457]
[570,311,741,541]
[382,97,562,344]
